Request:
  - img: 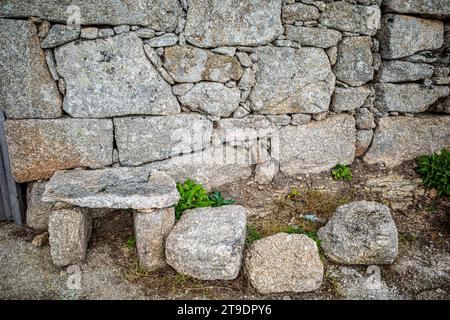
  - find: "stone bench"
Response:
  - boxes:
[42,167,180,269]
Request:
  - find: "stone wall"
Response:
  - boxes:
[1,1,450,203]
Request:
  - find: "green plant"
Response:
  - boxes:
[208,191,235,207]
[126,235,136,248]
[416,149,450,198]
[331,164,352,181]
[246,226,262,244]
[175,179,214,220]
[283,226,321,248]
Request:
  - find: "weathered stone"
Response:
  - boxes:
[55,33,180,118]
[318,201,398,265]
[249,46,335,114]
[165,206,247,280]
[48,207,92,267]
[355,107,376,129]
[285,26,342,48]
[265,115,291,126]
[171,83,194,96]
[374,84,449,113]
[0,19,62,119]
[246,233,324,294]
[45,50,59,81]
[0,0,182,31]
[134,208,175,271]
[80,27,98,39]
[379,14,444,59]
[277,115,355,174]
[163,46,243,83]
[98,28,115,38]
[211,47,236,56]
[113,25,131,34]
[377,61,434,83]
[5,119,113,183]
[143,43,163,67]
[291,114,312,125]
[239,68,256,91]
[282,2,320,24]
[26,181,54,230]
[135,28,155,39]
[364,116,450,167]
[41,24,79,48]
[254,159,279,184]
[184,0,283,47]
[383,0,450,19]
[43,169,179,210]
[114,114,213,166]
[236,52,252,68]
[319,1,381,36]
[355,130,373,157]
[179,82,241,118]
[145,33,178,47]
[432,77,450,85]
[333,36,374,87]
[31,232,49,247]
[331,86,372,112]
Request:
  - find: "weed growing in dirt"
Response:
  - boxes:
[246,226,262,244]
[331,164,352,181]
[416,148,450,198]
[126,235,136,248]
[209,191,235,207]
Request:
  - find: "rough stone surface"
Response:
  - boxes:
[277,115,355,174]
[377,61,434,83]
[374,84,449,113]
[43,169,179,210]
[285,26,342,48]
[355,107,376,129]
[165,206,247,280]
[5,119,113,183]
[145,33,178,47]
[364,116,450,167]
[114,114,213,166]
[26,181,54,230]
[184,0,283,48]
[333,36,374,86]
[319,1,381,36]
[163,46,243,83]
[318,201,399,265]
[245,233,324,294]
[331,86,372,112]
[178,82,241,117]
[41,24,79,48]
[291,114,312,125]
[134,208,175,271]
[383,0,450,19]
[378,14,444,59]
[254,159,279,184]
[0,19,62,119]
[0,0,182,31]
[80,27,98,39]
[282,3,320,24]
[249,46,335,114]
[55,33,179,118]
[355,130,373,157]
[48,207,92,267]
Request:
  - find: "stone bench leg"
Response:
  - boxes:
[134,207,175,271]
[48,204,92,267]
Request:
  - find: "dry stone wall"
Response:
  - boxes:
[1,0,449,198]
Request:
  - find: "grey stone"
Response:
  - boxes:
[273,39,301,48]
[331,85,372,112]
[233,106,251,118]
[211,47,237,56]
[48,207,92,267]
[282,2,320,24]
[277,115,355,174]
[0,0,182,31]
[163,45,243,83]
[236,52,252,68]
[55,33,180,118]
[379,14,444,59]
[245,233,324,294]
[134,208,175,271]
[165,206,247,280]
[145,33,178,47]
[98,28,115,38]
[285,26,342,48]
[143,43,163,67]
[80,27,98,39]
[377,61,434,83]
[113,114,213,166]
[291,114,312,125]
[171,83,194,96]
[432,77,450,85]
[326,46,338,65]
[249,46,335,114]
[434,67,450,77]
[179,82,241,118]
[45,49,59,81]
[41,24,79,48]
[43,169,179,210]
[5,119,113,183]
[383,0,450,19]
[113,25,131,34]
[239,68,256,91]
[355,107,376,129]
[31,231,49,247]
[26,181,54,230]
[355,129,373,157]
[254,159,279,184]
[0,19,62,119]
[333,36,374,87]
[184,0,283,47]
[318,201,398,265]
[265,115,292,126]
[364,116,450,167]
[374,83,449,113]
[135,28,155,39]
[319,1,381,36]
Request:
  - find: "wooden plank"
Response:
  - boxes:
[0,111,24,225]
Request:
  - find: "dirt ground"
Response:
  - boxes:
[0,159,448,300]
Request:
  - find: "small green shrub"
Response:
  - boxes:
[126,235,136,248]
[209,191,235,207]
[416,149,450,198]
[246,226,262,244]
[331,164,352,181]
[175,179,213,220]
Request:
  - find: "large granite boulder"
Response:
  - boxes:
[0,19,62,119]
[165,206,247,280]
[318,201,399,265]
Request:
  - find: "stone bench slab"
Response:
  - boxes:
[43,168,179,210]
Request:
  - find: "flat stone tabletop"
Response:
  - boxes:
[42,168,180,210]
